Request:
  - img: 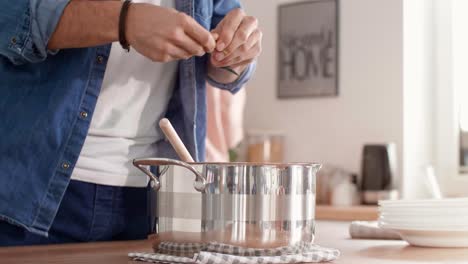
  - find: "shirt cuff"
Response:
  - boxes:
[206,61,256,94]
[8,0,71,64]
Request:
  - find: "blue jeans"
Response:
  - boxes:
[0,180,152,246]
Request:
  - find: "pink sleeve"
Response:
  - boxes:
[205,82,246,162]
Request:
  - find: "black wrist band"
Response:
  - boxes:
[119,0,132,52]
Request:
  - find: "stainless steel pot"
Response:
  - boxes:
[133,158,320,248]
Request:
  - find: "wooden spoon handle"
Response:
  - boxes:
[159,118,195,163]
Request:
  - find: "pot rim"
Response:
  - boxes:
[134,158,321,192]
[178,161,322,167]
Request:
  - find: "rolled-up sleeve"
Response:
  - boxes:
[0,0,70,65]
[206,62,256,94]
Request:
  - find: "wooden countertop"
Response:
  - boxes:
[315,205,379,221]
[1,221,468,264]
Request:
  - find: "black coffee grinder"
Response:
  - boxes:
[360,143,399,204]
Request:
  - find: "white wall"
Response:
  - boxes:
[243,0,404,183]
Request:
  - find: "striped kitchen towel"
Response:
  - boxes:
[349,221,401,240]
[154,242,207,258]
[129,242,340,263]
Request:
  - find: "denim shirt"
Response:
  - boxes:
[0,0,254,236]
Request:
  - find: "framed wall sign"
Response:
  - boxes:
[278,0,339,98]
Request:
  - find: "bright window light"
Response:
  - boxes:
[453,0,468,131]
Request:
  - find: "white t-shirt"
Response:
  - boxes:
[71,0,177,187]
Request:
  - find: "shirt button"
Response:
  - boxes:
[80,111,88,119]
[62,162,70,170]
[96,55,104,64]
[11,37,17,45]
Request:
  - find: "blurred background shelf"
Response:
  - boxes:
[316,205,379,221]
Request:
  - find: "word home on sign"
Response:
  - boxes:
[280,29,334,82]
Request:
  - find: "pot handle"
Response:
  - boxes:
[132,158,207,192]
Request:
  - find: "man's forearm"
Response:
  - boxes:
[47,1,122,50]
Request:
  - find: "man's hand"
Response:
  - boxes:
[47,2,216,63]
[127,4,216,62]
[210,9,262,71]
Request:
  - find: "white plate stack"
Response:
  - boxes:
[378,198,468,247]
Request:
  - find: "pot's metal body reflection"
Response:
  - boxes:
[134,159,320,248]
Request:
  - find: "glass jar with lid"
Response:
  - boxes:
[246,130,285,163]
